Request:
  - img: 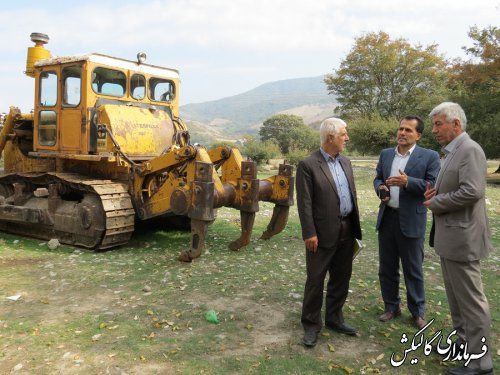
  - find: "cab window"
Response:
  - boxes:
[62,65,82,106]
[131,74,146,100]
[40,71,57,107]
[38,110,57,146]
[91,67,126,97]
[149,77,175,102]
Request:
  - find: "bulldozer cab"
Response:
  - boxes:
[32,54,182,159]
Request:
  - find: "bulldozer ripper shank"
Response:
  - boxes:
[0,33,294,261]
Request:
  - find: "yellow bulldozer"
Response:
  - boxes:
[0,33,294,261]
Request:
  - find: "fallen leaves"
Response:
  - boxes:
[6,295,21,301]
[327,363,354,374]
[12,363,23,371]
[91,333,102,341]
[0,184,497,375]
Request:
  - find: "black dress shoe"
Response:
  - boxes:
[447,366,494,375]
[325,322,357,336]
[303,330,318,347]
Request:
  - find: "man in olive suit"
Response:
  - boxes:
[424,102,493,375]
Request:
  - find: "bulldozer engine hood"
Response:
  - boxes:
[99,103,176,159]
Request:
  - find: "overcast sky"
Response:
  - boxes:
[1,0,498,112]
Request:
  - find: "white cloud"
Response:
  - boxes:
[4,1,499,53]
[0,0,498,107]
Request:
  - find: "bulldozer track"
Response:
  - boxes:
[0,172,135,249]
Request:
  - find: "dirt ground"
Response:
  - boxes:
[0,247,383,374]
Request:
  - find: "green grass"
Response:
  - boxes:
[0,161,498,374]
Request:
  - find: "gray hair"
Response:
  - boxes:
[429,102,467,131]
[319,117,347,145]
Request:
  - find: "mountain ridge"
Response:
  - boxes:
[180,75,336,141]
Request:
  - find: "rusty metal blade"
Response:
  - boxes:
[228,211,255,251]
[178,219,209,262]
[260,205,289,240]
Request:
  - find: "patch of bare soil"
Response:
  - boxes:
[0,264,133,374]
[191,294,293,356]
[50,356,177,375]
[0,257,42,267]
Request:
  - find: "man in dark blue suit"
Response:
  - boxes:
[374,115,440,329]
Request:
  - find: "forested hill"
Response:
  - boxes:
[180,76,335,138]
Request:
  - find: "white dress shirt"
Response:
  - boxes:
[387,144,416,209]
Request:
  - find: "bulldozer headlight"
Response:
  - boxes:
[137,52,147,64]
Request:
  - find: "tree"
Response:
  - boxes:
[447,26,500,159]
[285,126,319,165]
[346,114,439,155]
[286,148,311,166]
[288,125,318,154]
[325,31,449,120]
[243,140,281,165]
[347,115,396,155]
[259,114,305,154]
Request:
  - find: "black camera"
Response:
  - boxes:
[378,186,390,200]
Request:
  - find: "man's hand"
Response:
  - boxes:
[304,236,318,253]
[423,182,436,207]
[386,169,408,187]
[378,185,390,202]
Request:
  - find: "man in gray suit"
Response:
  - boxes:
[424,102,493,375]
[296,117,362,347]
[374,116,440,329]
